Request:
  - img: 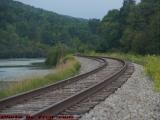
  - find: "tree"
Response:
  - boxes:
[88,19,100,34]
[98,0,160,55]
[0,0,101,58]
[99,10,121,50]
[123,0,136,6]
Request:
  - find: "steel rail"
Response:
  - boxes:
[0,55,107,110]
[0,55,127,120]
[29,56,127,119]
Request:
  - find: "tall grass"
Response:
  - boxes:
[144,56,160,90]
[0,55,81,99]
[90,52,160,91]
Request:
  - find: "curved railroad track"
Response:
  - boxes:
[0,55,134,120]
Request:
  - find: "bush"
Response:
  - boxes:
[45,44,71,66]
[144,56,160,91]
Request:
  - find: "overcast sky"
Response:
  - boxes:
[15,0,140,19]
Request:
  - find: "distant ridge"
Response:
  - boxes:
[0,0,96,58]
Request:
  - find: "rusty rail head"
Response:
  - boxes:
[29,56,127,118]
[0,55,107,109]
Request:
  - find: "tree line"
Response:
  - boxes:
[0,0,159,58]
[90,0,160,55]
[0,0,100,58]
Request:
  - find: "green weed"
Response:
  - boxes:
[91,52,160,91]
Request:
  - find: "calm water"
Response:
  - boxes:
[0,58,51,81]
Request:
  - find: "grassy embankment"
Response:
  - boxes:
[89,52,160,91]
[0,55,81,99]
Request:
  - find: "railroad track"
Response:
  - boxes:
[0,55,134,120]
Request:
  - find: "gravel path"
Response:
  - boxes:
[80,64,160,120]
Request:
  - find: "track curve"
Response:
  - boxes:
[0,55,132,120]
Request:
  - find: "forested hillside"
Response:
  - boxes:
[95,0,160,55]
[0,0,101,58]
[0,0,159,58]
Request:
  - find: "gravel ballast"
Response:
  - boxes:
[80,64,160,120]
[76,57,101,74]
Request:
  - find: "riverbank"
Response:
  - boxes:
[0,56,81,99]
